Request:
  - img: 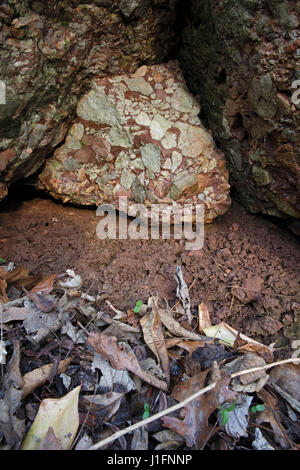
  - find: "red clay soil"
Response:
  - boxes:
[0,193,299,355]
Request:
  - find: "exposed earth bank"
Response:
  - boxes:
[0,191,299,355]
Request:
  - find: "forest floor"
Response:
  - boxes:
[0,190,299,451]
[1,191,299,350]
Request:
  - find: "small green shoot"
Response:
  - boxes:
[219,403,236,426]
[0,258,6,263]
[134,300,143,313]
[251,404,265,413]
[143,403,150,420]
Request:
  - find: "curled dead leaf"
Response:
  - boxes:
[198,303,211,333]
[30,274,57,294]
[203,321,273,363]
[0,266,41,290]
[140,298,170,386]
[22,357,73,398]
[256,388,290,449]
[221,352,268,393]
[26,291,57,313]
[156,306,203,341]
[88,332,168,391]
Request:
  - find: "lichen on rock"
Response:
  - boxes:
[39,61,231,223]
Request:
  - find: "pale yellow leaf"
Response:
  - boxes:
[21,385,80,450]
[203,321,273,362]
[203,323,237,347]
[198,303,211,333]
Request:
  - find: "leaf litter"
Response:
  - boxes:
[0,263,299,450]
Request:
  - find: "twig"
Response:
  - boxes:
[105,300,125,317]
[87,357,300,451]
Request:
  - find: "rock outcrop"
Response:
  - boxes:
[39,61,231,223]
[180,0,300,228]
[2,0,299,231]
[0,0,178,199]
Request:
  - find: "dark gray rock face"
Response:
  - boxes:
[0,0,178,198]
[179,0,300,224]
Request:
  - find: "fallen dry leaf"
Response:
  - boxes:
[165,337,185,349]
[0,278,8,304]
[203,321,273,362]
[222,352,268,393]
[176,339,212,356]
[171,369,209,402]
[220,394,253,439]
[140,299,170,386]
[0,341,25,448]
[0,266,41,290]
[92,354,136,393]
[26,291,57,313]
[131,426,148,450]
[23,307,62,344]
[59,270,82,289]
[30,274,57,294]
[163,373,236,449]
[140,311,159,358]
[252,427,274,450]
[268,363,300,402]
[81,392,124,422]
[0,340,7,364]
[103,319,140,342]
[198,303,211,333]
[237,343,274,362]
[22,357,73,398]
[21,385,81,450]
[88,332,168,391]
[153,429,185,446]
[256,388,290,449]
[2,307,31,323]
[156,306,203,341]
[3,340,24,391]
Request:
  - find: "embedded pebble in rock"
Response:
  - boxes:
[39,61,231,223]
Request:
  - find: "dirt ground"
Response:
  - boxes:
[0,188,299,356]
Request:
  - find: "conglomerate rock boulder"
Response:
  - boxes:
[39,61,231,223]
[179,0,300,229]
[0,0,178,199]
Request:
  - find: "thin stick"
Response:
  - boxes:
[87,357,300,451]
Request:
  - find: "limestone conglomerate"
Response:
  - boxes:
[39,61,231,223]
